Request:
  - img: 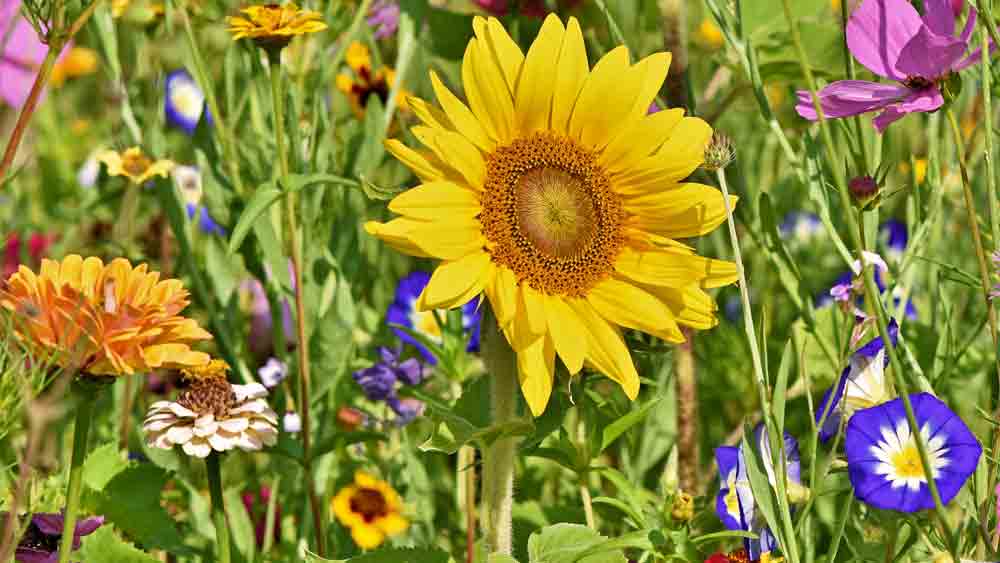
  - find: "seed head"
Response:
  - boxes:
[703,132,735,172]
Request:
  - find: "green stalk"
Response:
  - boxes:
[716,167,800,562]
[479,305,518,555]
[57,385,97,563]
[268,54,325,557]
[205,452,232,563]
[780,0,958,558]
[980,24,999,248]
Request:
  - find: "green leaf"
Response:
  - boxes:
[772,339,794,435]
[94,464,189,553]
[599,397,661,452]
[690,530,758,545]
[303,547,452,562]
[82,443,128,492]
[78,525,161,563]
[225,487,257,562]
[526,523,626,563]
[227,184,281,253]
[489,554,521,563]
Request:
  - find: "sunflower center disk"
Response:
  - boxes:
[480,133,624,297]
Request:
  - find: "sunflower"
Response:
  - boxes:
[97,147,174,185]
[0,255,211,375]
[331,471,408,550]
[336,41,410,118]
[365,15,737,415]
[226,3,327,49]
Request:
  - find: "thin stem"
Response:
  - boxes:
[268,54,325,557]
[117,375,135,450]
[576,419,596,529]
[57,388,96,563]
[480,305,518,555]
[457,444,476,563]
[262,475,281,553]
[205,452,232,563]
[782,0,959,556]
[674,333,699,493]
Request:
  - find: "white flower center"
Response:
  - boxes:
[871,421,949,490]
[171,81,205,120]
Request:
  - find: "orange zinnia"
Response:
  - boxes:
[1,255,211,375]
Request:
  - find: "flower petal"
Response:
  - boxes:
[418,252,492,310]
[515,14,565,135]
[388,181,481,220]
[550,17,589,134]
[846,0,924,80]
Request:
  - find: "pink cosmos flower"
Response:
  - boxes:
[795,0,992,132]
[0,1,73,108]
[368,0,400,40]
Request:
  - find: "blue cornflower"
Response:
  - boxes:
[165,69,211,135]
[845,393,981,513]
[715,425,802,560]
[779,211,822,245]
[879,220,908,263]
[352,347,427,425]
[816,319,898,442]
[185,203,226,236]
[385,271,481,363]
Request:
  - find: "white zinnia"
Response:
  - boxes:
[143,380,278,458]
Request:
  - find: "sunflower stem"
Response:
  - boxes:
[268,54,325,557]
[480,305,518,556]
[57,382,98,563]
[205,452,232,563]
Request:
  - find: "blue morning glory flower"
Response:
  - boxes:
[816,319,898,442]
[845,393,981,513]
[385,271,481,363]
[879,220,908,263]
[185,203,226,236]
[165,69,211,135]
[715,425,802,559]
[779,211,822,245]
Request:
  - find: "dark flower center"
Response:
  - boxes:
[178,377,236,418]
[17,521,59,555]
[903,75,934,90]
[349,488,389,523]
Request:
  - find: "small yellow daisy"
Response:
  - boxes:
[331,471,408,550]
[97,147,174,185]
[227,3,327,49]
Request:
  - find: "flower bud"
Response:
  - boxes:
[669,491,694,522]
[848,175,880,209]
[703,132,735,172]
[336,406,366,431]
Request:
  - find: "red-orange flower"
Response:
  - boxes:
[1,255,211,375]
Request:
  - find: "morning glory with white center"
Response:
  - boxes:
[879,220,908,263]
[845,393,981,513]
[385,271,481,364]
[816,319,898,442]
[165,69,211,135]
[715,425,802,559]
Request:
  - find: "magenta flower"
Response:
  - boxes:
[367,1,400,40]
[0,1,72,108]
[796,0,991,132]
[11,512,104,562]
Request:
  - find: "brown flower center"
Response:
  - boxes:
[349,488,389,523]
[122,153,152,177]
[178,377,236,419]
[903,75,934,90]
[480,133,623,297]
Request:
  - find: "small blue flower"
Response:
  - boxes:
[185,203,226,236]
[385,271,482,363]
[165,69,211,135]
[387,397,424,426]
[780,211,822,244]
[715,425,801,559]
[258,357,288,388]
[353,364,397,401]
[352,347,428,425]
[879,220,908,263]
[845,393,981,513]
[816,319,898,442]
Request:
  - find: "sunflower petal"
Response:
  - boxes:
[568,300,640,400]
[465,37,516,144]
[602,108,684,174]
[486,266,518,328]
[516,14,565,135]
[542,295,587,373]
[516,333,555,416]
[418,252,492,310]
[364,217,484,260]
[569,46,644,150]
[384,139,444,182]
[624,183,737,239]
[411,126,486,188]
[586,277,683,343]
[430,71,494,151]
[615,246,738,288]
[550,17,589,134]
[476,17,525,93]
[388,181,481,220]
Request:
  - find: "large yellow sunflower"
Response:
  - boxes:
[365,15,738,415]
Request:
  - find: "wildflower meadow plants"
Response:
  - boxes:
[8,0,1000,561]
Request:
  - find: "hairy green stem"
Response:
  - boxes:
[480,306,518,555]
[268,54,325,556]
[205,452,232,563]
[57,385,97,563]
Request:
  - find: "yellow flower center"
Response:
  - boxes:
[480,132,623,297]
[890,443,926,479]
[350,487,389,523]
[122,153,153,177]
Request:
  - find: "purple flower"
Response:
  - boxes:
[352,347,428,424]
[387,397,424,425]
[367,0,400,40]
[879,219,908,262]
[241,487,280,549]
[353,364,397,401]
[12,512,103,562]
[385,271,481,363]
[795,0,992,132]
[0,1,72,108]
[240,279,295,360]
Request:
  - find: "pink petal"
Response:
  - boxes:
[922,0,956,37]
[894,25,968,79]
[952,37,996,71]
[847,0,925,80]
[872,87,944,132]
[958,8,976,43]
[0,61,36,108]
[795,80,907,120]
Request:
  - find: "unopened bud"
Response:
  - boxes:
[848,175,880,209]
[786,481,811,504]
[703,132,735,172]
[336,406,365,431]
[669,491,694,522]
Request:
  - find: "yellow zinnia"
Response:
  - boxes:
[97,147,174,185]
[332,471,408,550]
[226,3,327,49]
[365,15,738,415]
[1,255,212,375]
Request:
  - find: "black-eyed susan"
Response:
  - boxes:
[336,41,410,118]
[332,471,408,549]
[0,255,212,375]
[365,15,738,416]
[97,147,174,184]
[226,3,327,49]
